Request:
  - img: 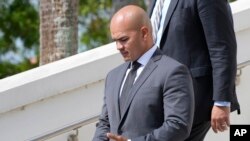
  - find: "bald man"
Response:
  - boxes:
[92,5,194,141]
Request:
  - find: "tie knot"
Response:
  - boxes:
[132,61,141,71]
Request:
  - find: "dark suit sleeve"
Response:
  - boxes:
[197,0,237,101]
[132,64,194,141]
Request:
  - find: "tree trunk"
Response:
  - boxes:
[39,0,78,65]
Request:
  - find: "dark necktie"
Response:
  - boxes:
[119,61,141,114]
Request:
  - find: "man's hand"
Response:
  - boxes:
[211,105,230,133]
[107,133,128,141]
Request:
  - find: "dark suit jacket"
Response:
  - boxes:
[149,0,240,123]
[93,49,194,141]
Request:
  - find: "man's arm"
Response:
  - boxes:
[92,76,111,141]
[197,0,237,132]
[92,97,110,141]
[198,0,237,101]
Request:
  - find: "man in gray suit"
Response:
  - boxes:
[92,5,194,141]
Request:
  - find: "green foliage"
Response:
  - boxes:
[0,0,115,79]
[112,0,147,12]
[78,0,113,51]
[78,0,146,51]
[0,0,39,79]
[0,0,39,53]
[0,59,38,78]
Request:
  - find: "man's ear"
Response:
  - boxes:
[140,26,149,40]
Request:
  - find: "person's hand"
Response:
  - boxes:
[211,105,230,133]
[107,133,128,141]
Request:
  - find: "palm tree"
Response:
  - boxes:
[39,0,78,65]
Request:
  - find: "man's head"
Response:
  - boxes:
[110,5,154,62]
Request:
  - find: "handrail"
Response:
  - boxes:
[236,60,250,83]
[27,114,99,141]
[237,60,250,69]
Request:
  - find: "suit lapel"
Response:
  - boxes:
[162,0,179,32]
[114,62,130,120]
[119,49,162,125]
[149,0,179,39]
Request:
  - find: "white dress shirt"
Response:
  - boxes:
[155,0,171,47]
[120,45,158,96]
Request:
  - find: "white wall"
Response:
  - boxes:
[0,0,249,141]
[0,43,123,141]
[232,0,250,64]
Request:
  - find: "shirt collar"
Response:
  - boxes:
[136,45,157,67]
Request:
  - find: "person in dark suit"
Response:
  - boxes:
[148,0,241,140]
[92,5,194,141]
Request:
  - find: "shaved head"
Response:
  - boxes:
[110,5,152,33]
[110,5,154,62]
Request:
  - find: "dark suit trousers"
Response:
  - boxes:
[185,75,213,141]
[184,121,211,141]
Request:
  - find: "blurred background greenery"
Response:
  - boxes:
[0,0,237,79]
[0,0,114,79]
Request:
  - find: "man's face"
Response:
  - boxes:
[110,22,146,62]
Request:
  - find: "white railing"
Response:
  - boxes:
[237,60,250,69]
[0,43,122,141]
[237,60,250,84]
[27,115,99,141]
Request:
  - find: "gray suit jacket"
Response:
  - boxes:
[92,49,194,141]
